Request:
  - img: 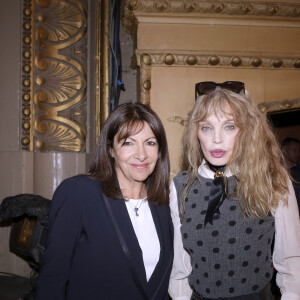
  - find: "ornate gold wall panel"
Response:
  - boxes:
[21,0,88,151]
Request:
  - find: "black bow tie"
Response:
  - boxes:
[204,162,227,226]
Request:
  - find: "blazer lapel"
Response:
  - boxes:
[106,196,149,286]
[147,203,174,298]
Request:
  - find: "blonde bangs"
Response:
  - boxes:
[193,91,248,131]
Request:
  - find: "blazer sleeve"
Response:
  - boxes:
[35,177,84,300]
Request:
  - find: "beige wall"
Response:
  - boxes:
[150,66,300,176]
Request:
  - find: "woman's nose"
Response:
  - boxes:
[213,129,222,143]
[135,145,147,161]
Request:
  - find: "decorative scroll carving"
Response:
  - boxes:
[167,116,187,127]
[123,0,300,33]
[258,98,300,113]
[21,0,87,152]
[136,51,300,105]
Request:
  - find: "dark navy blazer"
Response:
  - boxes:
[35,176,174,300]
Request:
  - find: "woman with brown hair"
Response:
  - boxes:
[36,103,173,300]
[169,82,300,300]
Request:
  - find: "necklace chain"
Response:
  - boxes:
[125,198,146,217]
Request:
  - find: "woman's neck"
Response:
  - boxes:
[120,183,147,200]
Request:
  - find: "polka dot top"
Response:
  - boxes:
[173,171,275,298]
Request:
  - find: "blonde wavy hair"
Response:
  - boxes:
[181,89,289,218]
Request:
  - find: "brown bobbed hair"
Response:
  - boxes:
[181,89,289,217]
[88,102,170,205]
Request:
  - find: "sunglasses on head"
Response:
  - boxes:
[195,81,245,100]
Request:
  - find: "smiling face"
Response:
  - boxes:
[197,106,239,166]
[110,122,159,191]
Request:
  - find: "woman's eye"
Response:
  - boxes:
[225,125,235,130]
[147,140,157,146]
[201,126,211,131]
[122,140,132,146]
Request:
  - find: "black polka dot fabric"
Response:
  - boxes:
[174,171,275,298]
[246,228,252,234]
[213,214,220,220]
[242,261,249,267]
[216,280,222,286]
[228,271,234,277]
[196,224,202,230]
[197,240,203,246]
[228,238,236,244]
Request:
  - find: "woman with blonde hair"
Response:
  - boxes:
[169,81,300,300]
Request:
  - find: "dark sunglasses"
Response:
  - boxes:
[195,81,245,100]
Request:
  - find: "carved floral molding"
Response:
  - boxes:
[136,51,300,105]
[123,0,300,33]
[21,0,87,152]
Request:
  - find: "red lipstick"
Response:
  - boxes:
[210,149,226,158]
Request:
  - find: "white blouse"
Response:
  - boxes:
[125,198,160,281]
[168,162,300,300]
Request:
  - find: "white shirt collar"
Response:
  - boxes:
[197,160,233,179]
